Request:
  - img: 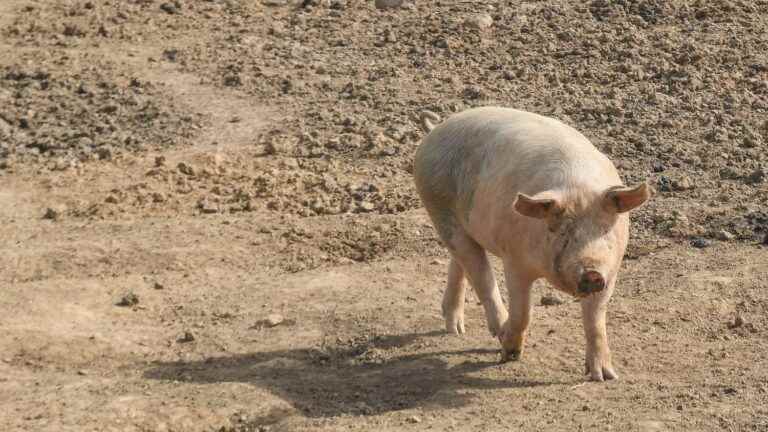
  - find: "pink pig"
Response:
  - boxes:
[414,107,652,381]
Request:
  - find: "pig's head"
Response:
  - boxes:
[513,181,653,297]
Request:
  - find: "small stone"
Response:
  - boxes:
[155,155,166,167]
[105,195,119,204]
[716,230,735,241]
[719,167,741,180]
[77,369,89,376]
[729,315,744,329]
[42,207,60,220]
[197,198,218,214]
[375,0,403,9]
[657,176,672,192]
[177,162,196,176]
[672,176,694,191]
[651,161,666,173]
[540,294,564,306]
[266,314,284,327]
[464,13,493,30]
[358,201,376,212]
[160,2,178,14]
[406,415,421,424]
[763,232,768,246]
[746,168,765,184]
[116,292,139,307]
[690,237,711,249]
[95,146,112,161]
[153,282,164,290]
[178,331,195,343]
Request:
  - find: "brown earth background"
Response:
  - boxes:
[1,0,767,431]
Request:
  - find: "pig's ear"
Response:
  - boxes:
[603,181,653,213]
[513,193,559,219]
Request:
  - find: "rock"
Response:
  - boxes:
[540,294,564,306]
[406,415,421,424]
[178,331,195,343]
[464,13,493,30]
[357,201,376,212]
[155,155,166,167]
[95,146,113,161]
[42,207,60,220]
[763,232,768,246]
[177,162,196,176]
[197,198,218,214]
[160,2,179,14]
[375,0,403,9]
[153,281,165,290]
[716,230,735,241]
[729,315,744,329]
[266,314,284,327]
[746,168,765,184]
[690,237,711,249]
[651,161,666,173]
[105,195,119,204]
[116,292,139,307]
[53,157,71,171]
[719,167,741,180]
[263,0,288,5]
[657,176,672,192]
[77,369,89,376]
[672,176,694,191]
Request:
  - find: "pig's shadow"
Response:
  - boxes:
[143,330,562,419]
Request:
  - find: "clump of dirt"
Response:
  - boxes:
[0,51,202,167]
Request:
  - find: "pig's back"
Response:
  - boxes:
[414,107,619,215]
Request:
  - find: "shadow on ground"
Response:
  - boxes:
[144,330,565,419]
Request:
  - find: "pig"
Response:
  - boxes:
[413,107,652,381]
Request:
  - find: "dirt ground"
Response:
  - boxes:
[1,0,767,431]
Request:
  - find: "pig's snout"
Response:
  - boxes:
[577,270,605,295]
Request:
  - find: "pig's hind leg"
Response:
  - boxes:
[442,258,467,334]
[445,231,508,337]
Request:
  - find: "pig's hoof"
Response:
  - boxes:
[500,348,522,363]
[444,315,465,335]
[585,362,618,382]
[485,309,508,337]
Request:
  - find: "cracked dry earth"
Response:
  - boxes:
[1,0,767,431]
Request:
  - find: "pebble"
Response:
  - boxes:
[375,0,403,9]
[177,162,196,176]
[42,207,60,220]
[672,176,694,191]
[690,238,711,249]
[358,201,376,212]
[116,292,139,307]
[266,313,284,327]
[160,2,179,14]
[746,168,765,184]
[540,294,564,306]
[178,331,195,343]
[716,230,735,241]
[464,14,494,30]
[406,415,421,424]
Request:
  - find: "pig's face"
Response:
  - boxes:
[514,182,653,297]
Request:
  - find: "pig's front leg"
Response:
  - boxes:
[580,280,618,381]
[446,232,508,337]
[499,263,535,362]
